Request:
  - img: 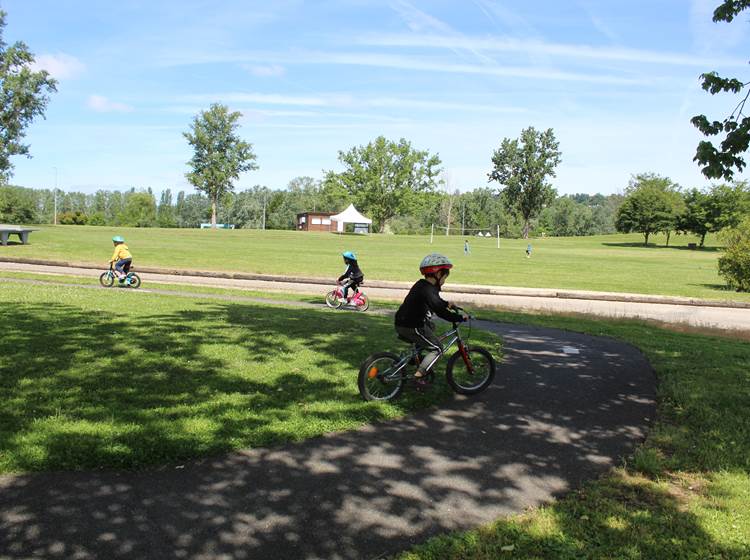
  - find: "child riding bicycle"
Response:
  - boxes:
[109,235,133,282]
[338,250,364,301]
[394,253,467,381]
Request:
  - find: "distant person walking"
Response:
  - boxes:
[464,239,470,255]
[526,243,532,258]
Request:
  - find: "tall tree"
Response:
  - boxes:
[157,188,176,227]
[325,136,442,233]
[183,103,258,227]
[677,188,712,247]
[691,1,750,180]
[488,126,561,238]
[615,173,680,246]
[0,11,57,182]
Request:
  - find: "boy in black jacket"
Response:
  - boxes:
[394,253,466,380]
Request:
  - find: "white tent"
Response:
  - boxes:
[330,204,372,234]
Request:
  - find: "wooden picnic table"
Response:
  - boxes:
[0,225,39,246]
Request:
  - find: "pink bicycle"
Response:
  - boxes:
[325,282,370,311]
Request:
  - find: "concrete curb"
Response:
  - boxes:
[2,255,749,309]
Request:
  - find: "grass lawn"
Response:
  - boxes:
[0,280,500,474]
[398,310,750,560]
[1,225,746,302]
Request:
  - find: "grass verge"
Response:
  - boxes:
[397,310,750,559]
[0,281,498,474]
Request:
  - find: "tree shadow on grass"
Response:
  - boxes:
[601,242,722,252]
[690,282,742,293]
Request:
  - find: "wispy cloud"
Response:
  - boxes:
[389,0,452,33]
[179,92,527,114]
[297,51,645,84]
[389,0,495,66]
[245,64,286,77]
[356,33,747,68]
[164,50,644,85]
[180,92,332,106]
[30,53,85,80]
[87,95,134,113]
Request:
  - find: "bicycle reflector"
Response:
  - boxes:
[368,367,378,379]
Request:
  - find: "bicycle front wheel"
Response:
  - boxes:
[446,346,496,395]
[325,290,342,309]
[358,352,405,401]
[99,272,114,287]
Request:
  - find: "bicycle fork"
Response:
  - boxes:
[458,341,475,373]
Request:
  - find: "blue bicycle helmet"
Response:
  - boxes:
[112,235,125,243]
[342,250,357,260]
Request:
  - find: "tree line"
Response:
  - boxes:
[0,178,625,238]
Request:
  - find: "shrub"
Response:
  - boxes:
[57,211,88,225]
[718,217,750,291]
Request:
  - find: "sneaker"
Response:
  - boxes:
[412,375,432,391]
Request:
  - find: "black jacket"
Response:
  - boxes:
[394,279,463,328]
[338,261,364,282]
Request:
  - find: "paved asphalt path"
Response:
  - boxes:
[0,282,657,559]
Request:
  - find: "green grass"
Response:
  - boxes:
[397,310,750,560]
[1,224,746,301]
[0,280,500,474]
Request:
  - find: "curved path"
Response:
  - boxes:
[0,294,656,559]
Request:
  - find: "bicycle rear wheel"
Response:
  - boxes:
[99,272,114,287]
[127,273,142,289]
[358,352,405,401]
[446,346,496,395]
[354,293,369,312]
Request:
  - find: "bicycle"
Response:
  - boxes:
[325,282,369,312]
[99,263,141,289]
[357,307,496,401]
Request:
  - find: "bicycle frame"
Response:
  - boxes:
[334,284,365,304]
[379,321,472,382]
[107,264,133,282]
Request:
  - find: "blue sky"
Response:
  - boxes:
[4,0,750,195]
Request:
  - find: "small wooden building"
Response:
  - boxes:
[296,211,334,231]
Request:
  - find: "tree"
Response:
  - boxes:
[678,182,750,246]
[488,126,561,238]
[677,188,713,246]
[691,1,750,180]
[0,184,36,223]
[540,196,597,237]
[183,103,258,227]
[718,216,750,291]
[615,173,681,246]
[157,188,177,227]
[325,136,442,233]
[118,191,157,227]
[0,11,57,183]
